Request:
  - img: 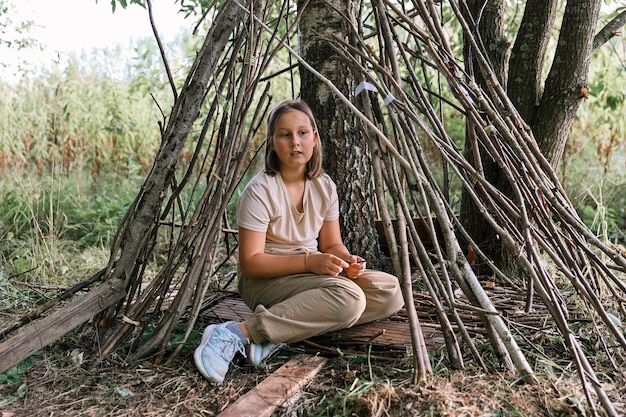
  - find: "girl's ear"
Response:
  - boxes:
[313,130,319,146]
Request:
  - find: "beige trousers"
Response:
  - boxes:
[238,270,404,344]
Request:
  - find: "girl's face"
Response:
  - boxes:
[270,109,318,171]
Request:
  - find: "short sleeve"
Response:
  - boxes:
[323,176,340,221]
[236,180,272,233]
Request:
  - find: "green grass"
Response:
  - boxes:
[0,170,141,285]
[0,17,623,311]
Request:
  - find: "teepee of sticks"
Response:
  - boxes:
[1,1,624,415]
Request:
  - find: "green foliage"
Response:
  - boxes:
[554,24,626,244]
[564,45,626,242]
[0,358,33,385]
[0,171,139,284]
[575,184,625,243]
[0,0,622,300]
[0,369,24,384]
[109,0,146,13]
[0,171,140,245]
[0,49,170,175]
[0,0,38,51]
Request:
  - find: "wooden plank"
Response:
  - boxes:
[217,354,327,417]
[205,296,445,350]
[0,278,126,374]
[312,320,444,349]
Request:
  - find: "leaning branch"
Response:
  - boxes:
[593,10,626,50]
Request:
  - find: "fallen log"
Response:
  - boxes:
[0,278,126,374]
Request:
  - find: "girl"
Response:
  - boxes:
[194,100,403,383]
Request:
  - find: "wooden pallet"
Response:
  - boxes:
[200,280,558,415]
[199,293,445,354]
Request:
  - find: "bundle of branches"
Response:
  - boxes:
[313,1,625,414]
[94,0,276,363]
[0,0,266,370]
[1,0,624,415]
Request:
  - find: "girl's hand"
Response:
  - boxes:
[344,255,366,279]
[307,253,349,277]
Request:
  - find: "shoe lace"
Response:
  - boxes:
[258,342,286,361]
[214,330,247,361]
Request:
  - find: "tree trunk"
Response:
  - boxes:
[298,0,387,269]
[459,0,602,275]
[508,0,558,123]
[459,0,512,273]
[533,0,602,167]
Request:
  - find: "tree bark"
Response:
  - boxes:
[508,0,558,121]
[298,0,387,269]
[459,0,511,271]
[533,0,602,167]
[459,0,603,274]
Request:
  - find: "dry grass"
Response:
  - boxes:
[1,331,624,417]
[2,270,625,416]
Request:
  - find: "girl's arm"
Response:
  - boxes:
[317,219,365,279]
[238,226,347,279]
[317,219,351,260]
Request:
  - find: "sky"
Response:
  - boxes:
[24,0,186,51]
[3,0,187,79]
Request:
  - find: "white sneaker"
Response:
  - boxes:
[246,341,286,366]
[194,322,248,383]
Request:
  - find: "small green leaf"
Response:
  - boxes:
[16,382,28,397]
[607,313,622,327]
[115,387,135,398]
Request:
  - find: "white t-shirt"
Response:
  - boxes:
[236,171,339,255]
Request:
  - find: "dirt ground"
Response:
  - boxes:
[2,271,625,416]
[1,330,624,417]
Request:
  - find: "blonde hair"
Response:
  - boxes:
[264,100,324,179]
